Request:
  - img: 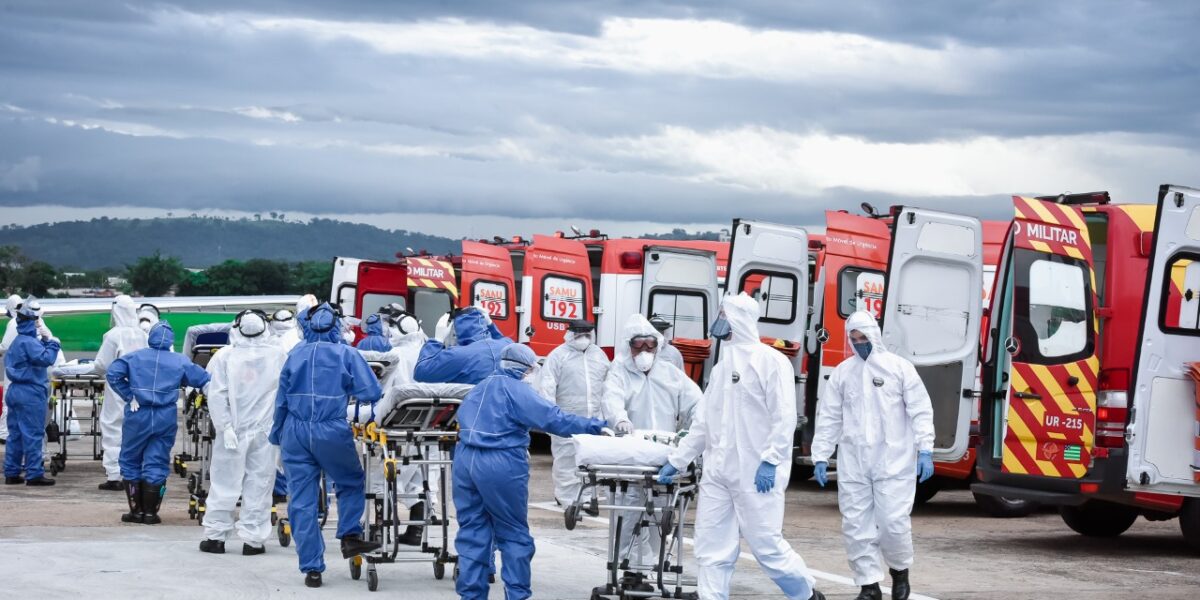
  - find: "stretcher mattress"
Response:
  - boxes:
[347,382,473,425]
[573,433,674,468]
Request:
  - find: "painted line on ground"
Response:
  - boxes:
[529,501,940,600]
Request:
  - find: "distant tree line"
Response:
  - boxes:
[0,245,93,298]
[128,252,332,298]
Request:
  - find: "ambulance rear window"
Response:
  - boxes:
[648,291,708,339]
[412,289,452,337]
[1012,249,1094,364]
[738,270,797,324]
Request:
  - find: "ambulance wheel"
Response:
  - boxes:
[350,556,362,580]
[367,570,379,592]
[1060,501,1138,537]
[433,560,446,580]
[1179,498,1200,552]
[564,505,579,530]
[972,492,1039,519]
[914,477,940,505]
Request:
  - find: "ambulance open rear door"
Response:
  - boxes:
[461,241,518,340]
[640,246,720,382]
[519,235,595,357]
[330,256,409,321]
[1125,184,1200,498]
[880,208,984,462]
[725,220,810,422]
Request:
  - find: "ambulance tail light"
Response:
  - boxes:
[619,251,644,270]
[1096,368,1130,448]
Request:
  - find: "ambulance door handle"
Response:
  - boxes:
[1014,391,1042,400]
[1065,376,1079,387]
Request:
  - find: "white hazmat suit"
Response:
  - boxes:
[269,308,301,352]
[667,293,817,600]
[811,311,934,587]
[604,314,701,569]
[536,328,610,505]
[202,313,288,549]
[92,296,149,485]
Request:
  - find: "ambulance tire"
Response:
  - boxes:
[1179,498,1200,552]
[914,478,940,505]
[1059,501,1138,537]
[972,492,1039,519]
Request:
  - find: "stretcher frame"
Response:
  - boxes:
[350,385,465,592]
[176,343,222,525]
[566,464,700,600]
[47,371,105,475]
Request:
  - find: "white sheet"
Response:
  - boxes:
[573,433,674,468]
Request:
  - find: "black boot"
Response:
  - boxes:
[810,591,827,600]
[4,476,24,485]
[199,539,225,554]
[121,480,144,523]
[304,572,322,588]
[890,569,910,600]
[141,480,165,525]
[25,476,56,486]
[398,502,425,546]
[340,534,381,558]
[855,583,883,600]
[242,543,266,556]
[98,479,123,491]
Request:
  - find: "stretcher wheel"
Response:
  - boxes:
[564,504,579,531]
[278,519,291,547]
[350,556,362,580]
[453,565,459,581]
[433,560,445,580]
[270,508,278,526]
[187,474,197,494]
[367,570,378,592]
[383,461,396,482]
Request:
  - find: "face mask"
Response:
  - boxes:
[710,315,732,341]
[634,351,655,372]
[139,319,153,332]
[852,340,872,361]
[570,335,592,351]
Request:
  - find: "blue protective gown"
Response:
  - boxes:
[3,318,61,479]
[414,310,511,384]
[108,322,210,485]
[355,313,391,352]
[269,304,382,574]
[454,366,606,600]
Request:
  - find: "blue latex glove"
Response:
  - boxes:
[917,450,934,483]
[754,461,777,493]
[814,462,828,487]
[657,463,679,485]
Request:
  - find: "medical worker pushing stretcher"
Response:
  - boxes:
[659,293,825,600]
[812,310,934,600]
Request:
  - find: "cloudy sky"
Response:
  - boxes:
[1,1,1197,237]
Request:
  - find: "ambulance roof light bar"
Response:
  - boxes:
[1035,191,1111,205]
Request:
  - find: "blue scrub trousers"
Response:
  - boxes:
[281,418,366,574]
[119,405,178,484]
[3,388,47,479]
[454,444,534,600]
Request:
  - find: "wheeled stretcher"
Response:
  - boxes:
[349,382,471,592]
[175,323,232,525]
[47,363,105,476]
[566,455,700,600]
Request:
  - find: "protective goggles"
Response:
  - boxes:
[234,309,269,337]
[628,336,658,352]
[271,309,295,323]
[138,303,161,318]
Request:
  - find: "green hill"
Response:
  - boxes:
[0,217,459,269]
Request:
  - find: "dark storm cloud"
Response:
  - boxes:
[0,0,1196,223]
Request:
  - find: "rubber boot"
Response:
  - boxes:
[5,476,24,485]
[855,583,883,600]
[304,572,322,588]
[398,502,425,546]
[121,480,144,523]
[890,569,910,600]
[141,480,165,525]
[99,479,123,491]
[199,539,225,554]
[340,534,381,558]
[810,591,827,600]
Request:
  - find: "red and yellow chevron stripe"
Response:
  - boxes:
[1002,197,1100,480]
[405,257,459,298]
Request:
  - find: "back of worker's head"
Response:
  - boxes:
[14,296,41,321]
[845,310,883,362]
[712,292,761,346]
[453,308,489,346]
[302,303,343,344]
[499,343,539,380]
[389,312,421,346]
[147,320,174,350]
[269,308,295,336]
[231,310,270,346]
[6,293,22,318]
[363,313,386,337]
[110,294,139,329]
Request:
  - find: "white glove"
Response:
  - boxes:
[615,420,634,435]
[434,313,453,344]
[222,426,239,450]
[36,319,53,340]
[129,399,140,412]
[474,303,494,325]
[599,427,616,437]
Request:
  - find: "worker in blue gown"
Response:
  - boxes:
[454,343,608,600]
[414,307,510,384]
[269,303,383,588]
[3,298,61,487]
[355,313,392,352]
